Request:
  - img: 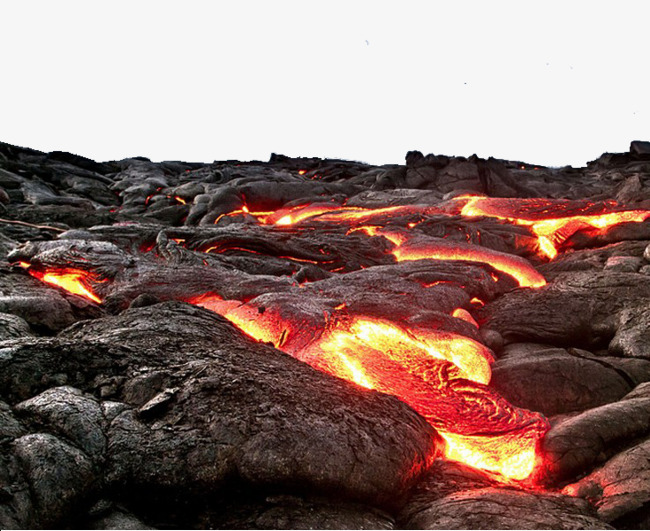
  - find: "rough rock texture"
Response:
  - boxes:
[403,487,611,530]
[3,140,650,528]
[200,495,395,530]
[564,436,650,525]
[537,384,650,486]
[491,343,650,416]
[480,271,650,349]
[0,303,438,528]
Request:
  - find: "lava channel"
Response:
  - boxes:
[20,264,104,304]
[459,196,650,259]
[189,294,550,482]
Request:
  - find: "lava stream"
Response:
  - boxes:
[189,294,549,481]
[371,228,546,288]
[216,202,440,226]
[459,196,650,259]
[21,265,103,303]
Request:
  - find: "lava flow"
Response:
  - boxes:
[383,229,547,288]
[459,196,650,259]
[189,294,549,481]
[216,202,439,226]
[21,264,103,303]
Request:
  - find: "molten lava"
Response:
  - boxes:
[27,267,103,303]
[376,228,547,288]
[209,308,548,481]
[310,318,548,481]
[452,308,479,328]
[216,202,440,227]
[459,196,650,259]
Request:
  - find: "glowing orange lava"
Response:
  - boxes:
[216,203,441,227]
[460,196,650,260]
[452,308,479,328]
[310,317,547,480]
[189,286,548,481]
[382,229,546,288]
[213,308,547,481]
[28,268,103,303]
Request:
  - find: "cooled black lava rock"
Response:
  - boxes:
[2,140,650,529]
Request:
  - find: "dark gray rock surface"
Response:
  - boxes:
[2,140,650,528]
[0,303,438,528]
[401,487,611,530]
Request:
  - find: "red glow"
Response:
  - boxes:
[452,308,479,328]
[28,268,103,303]
[211,307,547,481]
[273,204,363,226]
[460,196,650,260]
[213,206,277,224]
[470,297,485,308]
[218,203,443,227]
[390,236,546,288]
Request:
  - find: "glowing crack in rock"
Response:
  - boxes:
[26,193,650,482]
[186,294,548,481]
[459,196,650,260]
[25,266,103,303]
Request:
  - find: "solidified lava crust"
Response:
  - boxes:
[1,140,650,529]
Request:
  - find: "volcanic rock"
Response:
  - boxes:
[564,436,650,525]
[2,140,650,528]
[630,140,650,157]
[401,487,611,530]
[491,344,650,416]
[198,495,395,530]
[480,271,650,348]
[609,306,650,359]
[0,302,439,528]
[537,383,650,485]
[87,507,154,530]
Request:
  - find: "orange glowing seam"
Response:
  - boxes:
[173,196,187,205]
[277,255,335,264]
[188,294,549,481]
[346,225,381,237]
[200,244,328,264]
[213,206,277,224]
[273,204,365,226]
[217,203,447,227]
[267,204,439,227]
[346,225,407,245]
[421,280,454,288]
[460,197,650,260]
[470,297,485,307]
[390,240,546,288]
[298,170,307,175]
[452,308,479,328]
[28,268,103,303]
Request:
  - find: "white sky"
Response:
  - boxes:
[2,1,649,167]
